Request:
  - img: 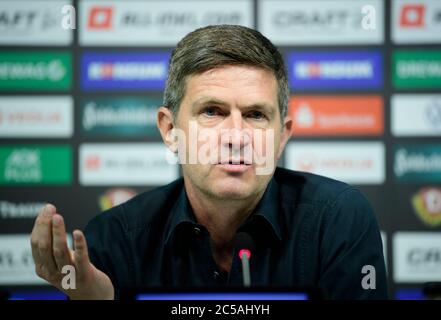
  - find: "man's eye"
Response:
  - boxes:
[203,107,222,117]
[247,110,265,120]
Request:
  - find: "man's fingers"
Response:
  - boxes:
[30,210,43,271]
[30,204,58,280]
[52,214,73,271]
[73,230,91,279]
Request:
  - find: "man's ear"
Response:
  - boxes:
[277,115,293,160]
[157,106,178,153]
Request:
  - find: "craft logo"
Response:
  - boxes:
[0,201,45,219]
[0,146,72,185]
[258,0,384,45]
[0,8,52,30]
[99,188,137,211]
[394,145,441,182]
[412,187,441,227]
[81,52,169,90]
[88,7,113,30]
[289,96,383,136]
[0,52,72,90]
[288,51,382,89]
[81,97,160,137]
[408,248,441,268]
[393,232,441,283]
[400,4,425,27]
[0,0,72,45]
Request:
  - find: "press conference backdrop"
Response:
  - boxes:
[0,0,440,300]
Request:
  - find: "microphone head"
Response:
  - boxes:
[234,232,254,259]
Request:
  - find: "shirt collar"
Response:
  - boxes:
[164,184,196,245]
[164,176,283,245]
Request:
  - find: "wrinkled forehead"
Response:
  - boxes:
[182,65,278,105]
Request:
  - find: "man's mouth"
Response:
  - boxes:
[216,159,252,173]
[218,158,252,165]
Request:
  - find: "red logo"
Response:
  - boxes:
[400,4,425,27]
[88,7,113,30]
[86,155,101,170]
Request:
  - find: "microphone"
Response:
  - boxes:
[234,232,254,287]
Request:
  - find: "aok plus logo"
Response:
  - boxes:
[0,145,72,185]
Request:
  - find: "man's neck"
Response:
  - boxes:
[183,179,266,272]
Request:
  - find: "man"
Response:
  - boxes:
[30,25,388,300]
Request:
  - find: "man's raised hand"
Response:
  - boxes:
[30,204,114,300]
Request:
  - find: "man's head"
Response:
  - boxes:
[158,25,292,203]
[163,24,289,120]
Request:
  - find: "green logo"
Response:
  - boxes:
[81,97,161,137]
[0,52,72,90]
[394,145,441,183]
[393,50,441,89]
[0,145,72,185]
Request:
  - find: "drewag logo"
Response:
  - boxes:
[81,52,169,91]
[288,51,383,90]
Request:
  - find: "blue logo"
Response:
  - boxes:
[81,52,170,91]
[287,51,383,90]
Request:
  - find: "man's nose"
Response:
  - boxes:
[221,111,251,150]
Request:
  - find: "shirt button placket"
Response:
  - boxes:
[193,226,201,236]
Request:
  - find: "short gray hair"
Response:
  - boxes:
[163,25,289,121]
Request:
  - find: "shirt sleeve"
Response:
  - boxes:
[84,206,133,300]
[317,188,388,300]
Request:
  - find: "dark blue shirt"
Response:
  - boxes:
[84,167,388,299]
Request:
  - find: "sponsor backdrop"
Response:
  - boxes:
[0,0,440,299]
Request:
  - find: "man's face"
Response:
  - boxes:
[172,65,291,201]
